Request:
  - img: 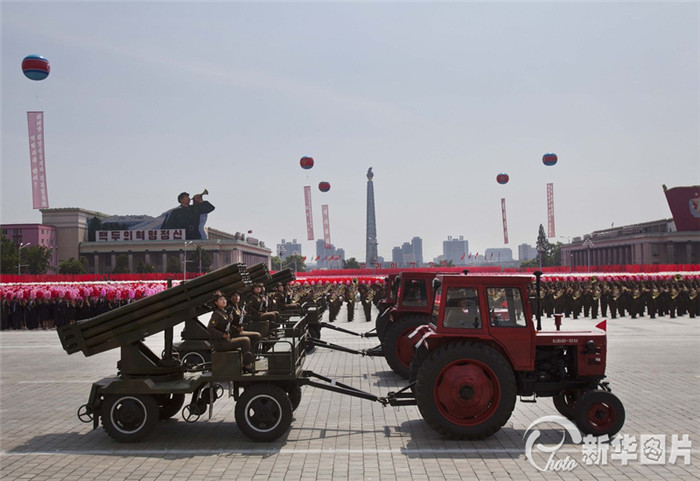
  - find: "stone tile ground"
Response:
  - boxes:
[1,307,698,480]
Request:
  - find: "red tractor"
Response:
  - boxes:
[380,272,437,378]
[404,271,625,439]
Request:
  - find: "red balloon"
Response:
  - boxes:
[300,156,314,170]
[496,173,509,185]
[318,181,330,192]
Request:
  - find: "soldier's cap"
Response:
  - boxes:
[253,282,264,288]
[178,192,190,203]
[211,290,225,303]
[276,282,284,287]
[229,290,241,298]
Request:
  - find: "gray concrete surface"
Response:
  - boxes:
[1,306,698,480]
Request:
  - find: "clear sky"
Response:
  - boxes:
[2,1,698,263]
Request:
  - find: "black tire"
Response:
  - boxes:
[102,394,159,443]
[574,390,625,437]
[375,308,391,341]
[415,342,517,440]
[382,315,429,379]
[181,351,207,369]
[552,390,583,420]
[235,384,293,442]
[287,384,303,411]
[306,325,320,353]
[155,393,186,420]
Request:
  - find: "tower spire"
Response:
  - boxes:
[366,168,378,266]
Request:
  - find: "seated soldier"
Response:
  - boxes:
[245,283,279,337]
[271,282,300,312]
[207,291,255,373]
[227,291,262,350]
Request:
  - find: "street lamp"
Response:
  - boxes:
[278,245,286,271]
[18,242,30,275]
[183,241,193,281]
[583,238,594,273]
[559,236,571,271]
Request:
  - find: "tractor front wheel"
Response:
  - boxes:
[415,342,516,440]
[553,390,583,420]
[574,390,625,437]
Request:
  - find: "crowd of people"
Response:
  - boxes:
[532,276,699,319]
[2,274,698,331]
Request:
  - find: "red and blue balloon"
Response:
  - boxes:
[22,55,50,81]
[300,156,314,170]
[542,153,558,166]
[496,173,509,185]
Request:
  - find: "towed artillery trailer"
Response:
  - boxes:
[57,263,384,443]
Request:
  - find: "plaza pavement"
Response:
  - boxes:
[1,305,698,481]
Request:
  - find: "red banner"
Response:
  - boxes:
[27,111,49,209]
[664,185,700,232]
[547,183,555,238]
[304,186,314,240]
[322,204,331,249]
[501,198,509,244]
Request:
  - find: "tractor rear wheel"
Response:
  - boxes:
[574,390,625,437]
[415,342,516,440]
[375,308,391,341]
[235,384,293,442]
[383,315,428,378]
[102,394,159,443]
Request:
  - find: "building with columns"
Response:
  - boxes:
[39,207,271,274]
[560,219,699,269]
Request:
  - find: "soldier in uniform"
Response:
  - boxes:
[207,291,255,373]
[244,283,279,338]
[271,282,300,313]
[359,285,373,322]
[345,285,356,322]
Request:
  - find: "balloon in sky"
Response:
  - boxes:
[318,181,331,192]
[300,156,314,170]
[542,153,558,166]
[22,55,50,81]
[496,173,509,185]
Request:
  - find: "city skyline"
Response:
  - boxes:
[2,3,697,263]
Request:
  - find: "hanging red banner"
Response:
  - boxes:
[501,198,509,244]
[304,186,314,240]
[322,204,331,249]
[547,183,555,238]
[27,111,49,209]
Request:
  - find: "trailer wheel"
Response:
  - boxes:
[383,315,428,379]
[181,351,207,369]
[553,390,583,420]
[574,390,625,437]
[305,325,320,353]
[415,342,516,440]
[155,393,186,420]
[235,384,293,442]
[102,394,159,443]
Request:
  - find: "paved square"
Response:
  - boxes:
[1,307,698,480]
